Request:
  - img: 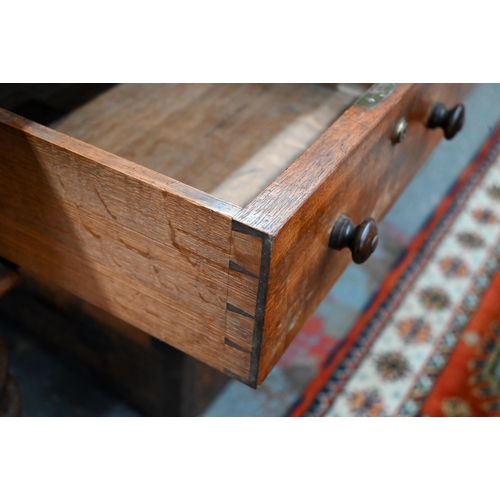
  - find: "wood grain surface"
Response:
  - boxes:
[0,109,245,377]
[55,83,359,205]
[235,83,474,385]
[211,88,357,206]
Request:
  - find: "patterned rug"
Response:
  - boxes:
[289,121,500,417]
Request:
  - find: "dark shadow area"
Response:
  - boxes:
[0,83,116,125]
[0,90,115,415]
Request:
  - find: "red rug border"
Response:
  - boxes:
[289,121,500,417]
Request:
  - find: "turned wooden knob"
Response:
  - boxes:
[329,216,379,264]
[426,102,465,140]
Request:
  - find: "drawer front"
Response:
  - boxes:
[234,83,474,386]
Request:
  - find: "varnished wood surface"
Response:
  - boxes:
[234,83,474,385]
[0,109,245,378]
[55,83,359,206]
[211,88,357,206]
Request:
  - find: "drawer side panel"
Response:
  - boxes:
[0,109,239,374]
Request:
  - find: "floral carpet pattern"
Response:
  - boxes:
[290,121,500,417]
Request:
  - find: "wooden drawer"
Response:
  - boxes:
[0,83,473,387]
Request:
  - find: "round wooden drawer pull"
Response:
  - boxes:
[329,216,379,264]
[427,102,465,140]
